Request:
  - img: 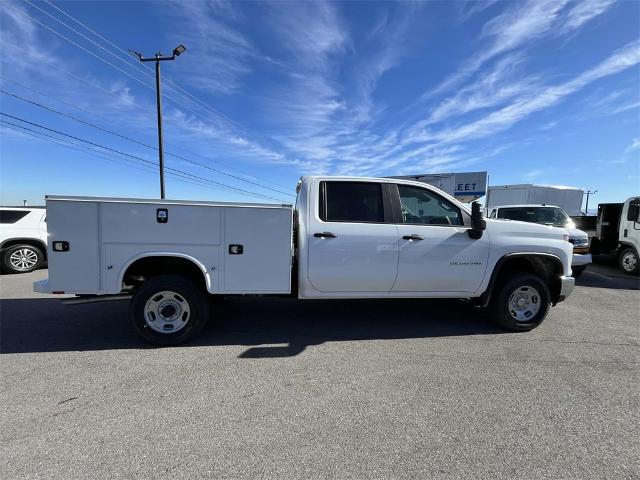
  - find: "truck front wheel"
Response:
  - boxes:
[618,247,639,276]
[490,273,551,332]
[130,274,210,345]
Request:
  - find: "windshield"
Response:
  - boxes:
[497,206,571,228]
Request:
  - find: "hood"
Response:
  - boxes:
[566,227,588,240]
[485,218,569,239]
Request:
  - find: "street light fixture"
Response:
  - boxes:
[129,45,186,199]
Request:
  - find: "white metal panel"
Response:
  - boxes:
[46,200,100,293]
[101,203,221,245]
[223,206,292,293]
[307,223,399,292]
[103,244,220,294]
[303,179,399,293]
[486,186,529,207]
[394,225,489,293]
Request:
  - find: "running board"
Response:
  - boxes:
[62,294,132,305]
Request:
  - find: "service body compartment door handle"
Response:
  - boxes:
[314,232,336,238]
[402,234,424,241]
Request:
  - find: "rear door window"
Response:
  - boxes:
[0,210,29,224]
[320,182,384,223]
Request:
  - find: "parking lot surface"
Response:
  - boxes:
[1,258,639,479]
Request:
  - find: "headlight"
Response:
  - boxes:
[569,236,589,246]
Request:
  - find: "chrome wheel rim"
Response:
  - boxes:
[508,285,541,322]
[621,251,638,272]
[9,248,38,271]
[144,291,191,334]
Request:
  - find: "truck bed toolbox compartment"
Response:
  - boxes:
[44,196,292,295]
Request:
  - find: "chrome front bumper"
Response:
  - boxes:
[572,253,592,267]
[555,275,575,304]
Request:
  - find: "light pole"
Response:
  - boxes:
[584,190,598,215]
[130,45,186,199]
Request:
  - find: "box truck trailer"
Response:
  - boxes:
[485,184,584,216]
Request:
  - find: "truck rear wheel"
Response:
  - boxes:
[490,273,550,332]
[130,274,210,345]
[618,247,639,276]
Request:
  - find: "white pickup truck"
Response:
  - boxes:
[34,176,575,345]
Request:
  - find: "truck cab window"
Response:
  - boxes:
[397,185,462,226]
[321,181,384,223]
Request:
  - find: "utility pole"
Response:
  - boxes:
[584,190,598,215]
[130,45,186,199]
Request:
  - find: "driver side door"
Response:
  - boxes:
[392,184,489,294]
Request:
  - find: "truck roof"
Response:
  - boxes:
[488,184,583,191]
[300,175,472,212]
[490,204,563,210]
[45,195,293,209]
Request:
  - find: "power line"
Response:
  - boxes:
[9,1,248,142]
[0,112,289,203]
[27,0,291,191]
[6,1,292,191]
[41,0,252,136]
[1,119,254,194]
[1,77,290,193]
[1,88,294,197]
[1,117,285,199]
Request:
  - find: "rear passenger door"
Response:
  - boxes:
[392,184,489,294]
[306,181,399,293]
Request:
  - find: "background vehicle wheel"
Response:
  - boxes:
[130,274,210,345]
[571,266,586,279]
[618,248,639,276]
[490,273,550,331]
[2,244,44,274]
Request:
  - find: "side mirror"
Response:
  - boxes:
[468,201,486,240]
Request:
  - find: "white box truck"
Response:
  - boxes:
[34,176,575,345]
[590,197,640,275]
[485,184,584,216]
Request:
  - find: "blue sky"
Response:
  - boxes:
[0,0,638,208]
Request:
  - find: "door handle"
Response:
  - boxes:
[402,234,424,241]
[314,232,336,238]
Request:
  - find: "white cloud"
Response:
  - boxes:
[167,1,255,95]
[561,0,616,33]
[612,100,640,115]
[426,53,539,124]
[429,0,570,97]
[431,41,640,145]
[626,138,640,153]
[458,1,499,22]
[427,0,614,98]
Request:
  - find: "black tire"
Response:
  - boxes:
[618,247,640,276]
[490,273,551,332]
[571,266,586,279]
[130,274,211,345]
[2,244,44,274]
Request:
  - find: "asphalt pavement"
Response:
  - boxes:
[1,259,638,479]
